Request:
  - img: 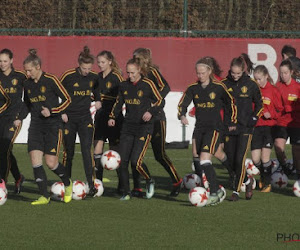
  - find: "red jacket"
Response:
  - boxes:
[276,78,300,127]
[256,82,283,127]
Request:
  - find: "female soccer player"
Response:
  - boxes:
[132,48,182,197]
[0,49,26,193]
[60,46,98,196]
[93,50,124,186]
[108,58,162,201]
[273,59,300,179]
[178,57,237,206]
[19,49,72,205]
[252,65,283,192]
[222,56,263,201]
[0,83,10,191]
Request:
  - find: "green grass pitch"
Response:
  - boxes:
[1,144,299,249]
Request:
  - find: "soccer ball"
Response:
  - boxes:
[183,173,201,189]
[240,176,256,192]
[219,185,226,203]
[72,180,87,200]
[94,179,104,197]
[271,172,288,188]
[293,180,300,197]
[245,158,260,176]
[50,182,64,201]
[271,159,280,174]
[188,187,209,207]
[0,188,7,205]
[101,150,121,170]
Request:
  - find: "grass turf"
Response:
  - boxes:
[1,144,299,249]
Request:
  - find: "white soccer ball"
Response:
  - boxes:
[94,179,104,197]
[0,188,7,205]
[72,180,87,200]
[271,159,280,174]
[293,180,300,197]
[240,176,256,192]
[271,172,288,188]
[183,173,201,189]
[85,182,90,194]
[50,182,65,201]
[188,187,209,207]
[219,185,226,203]
[101,150,121,170]
[245,158,260,176]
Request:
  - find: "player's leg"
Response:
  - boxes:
[45,127,72,203]
[62,120,77,178]
[288,128,300,180]
[251,126,263,189]
[118,132,134,200]
[131,126,154,199]
[151,120,182,195]
[223,135,238,189]
[78,118,96,196]
[232,133,253,201]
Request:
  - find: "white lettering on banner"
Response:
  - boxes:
[248,44,278,82]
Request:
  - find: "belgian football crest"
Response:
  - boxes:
[40,86,46,93]
[89,81,94,88]
[241,86,248,93]
[209,92,216,100]
[137,90,143,97]
[12,79,18,85]
[106,81,112,89]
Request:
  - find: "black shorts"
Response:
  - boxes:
[94,110,123,145]
[287,127,300,145]
[251,126,274,150]
[28,119,63,156]
[272,126,288,140]
[193,128,220,155]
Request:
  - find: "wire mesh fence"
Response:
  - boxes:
[0,0,300,38]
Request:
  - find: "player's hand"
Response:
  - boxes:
[41,106,51,117]
[108,119,115,127]
[263,112,271,119]
[180,116,189,125]
[228,126,236,131]
[62,113,68,123]
[95,101,102,110]
[14,119,21,127]
[142,111,152,122]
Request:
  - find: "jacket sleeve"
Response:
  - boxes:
[177,86,193,119]
[270,87,284,120]
[221,84,237,125]
[144,79,163,115]
[150,68,170,99]
[109,88,124,120]
[50,75,71,115]
[252,83,264,119]
[0,85,10,114]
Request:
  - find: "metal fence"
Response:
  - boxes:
[1,0,300,38]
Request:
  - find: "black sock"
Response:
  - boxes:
[52,163,70,186]
[94,154,103,181]
[33,165,49,198]
[202,162,218,193]
[221,155,232,175]
[263,161,272,185]
[193,157,202,177]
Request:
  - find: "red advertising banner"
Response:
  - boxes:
[0,36,299,91]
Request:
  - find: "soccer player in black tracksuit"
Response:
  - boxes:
[108,58,163,201]
[61,46,98,196]
[19,49,72,205]
[132,48,182,197]
[222,56,263,202]
[0,49,26,193]
[0,83,10,190]
[178,57,237,206]
[93,51,124,186]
